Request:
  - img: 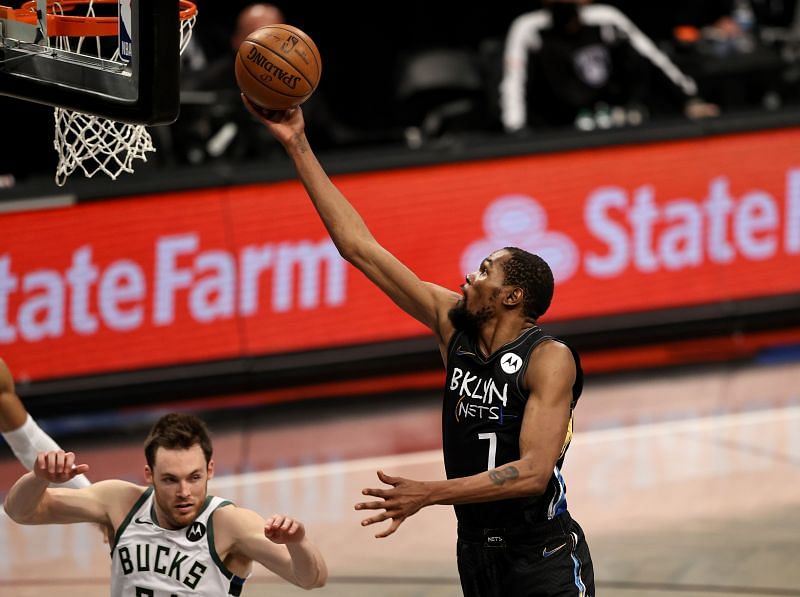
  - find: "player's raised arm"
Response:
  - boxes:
[243,99,459,342]
[4,450,137,529]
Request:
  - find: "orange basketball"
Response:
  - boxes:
[235,24,321,111]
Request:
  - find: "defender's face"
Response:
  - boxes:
[145,444,214,530]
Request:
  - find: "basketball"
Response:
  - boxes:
[235,24,321,111]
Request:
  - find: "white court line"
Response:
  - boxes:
[577,404,800,445]
[210,405,800,489]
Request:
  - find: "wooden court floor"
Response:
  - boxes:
[1,359,799,596]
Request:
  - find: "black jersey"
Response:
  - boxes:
[442,326,583,528]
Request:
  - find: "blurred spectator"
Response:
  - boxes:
[672,0,757,55]
[499,0,719,134]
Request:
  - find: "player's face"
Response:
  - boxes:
[450,250,508,332]
[146,444,214,530]
[461,250,508,309]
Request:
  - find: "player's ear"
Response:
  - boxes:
[504,287,524,308]
[207,459,215,480]
[144,465,153,484]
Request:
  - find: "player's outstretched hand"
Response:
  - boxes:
[34,450,90,484]
[264,514,306,544]
[355,470,430,539]
[241,94,305,147]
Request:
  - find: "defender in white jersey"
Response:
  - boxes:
[4,412,328,595]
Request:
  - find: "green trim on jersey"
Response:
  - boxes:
[207,501,237,580]
[111,486,153,554]
[149,498,159,526]
[196,494,215,518]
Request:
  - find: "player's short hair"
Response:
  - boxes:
[144,413,213,469]
[501,247,554,320]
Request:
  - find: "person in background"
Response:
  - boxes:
[500,0,719,133]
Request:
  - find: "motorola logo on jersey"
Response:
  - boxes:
[460,195,580,284]
[500,353,523,374]
[186,521,207,542]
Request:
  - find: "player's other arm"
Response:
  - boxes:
[243,101,458,340]
[356,341,575,536]
[436,340,575,500]
[4,450,137,526]
[216,506,327,589]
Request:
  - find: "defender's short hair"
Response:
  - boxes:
[144,413,213,469]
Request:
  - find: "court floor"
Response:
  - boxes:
[1,358,799,596]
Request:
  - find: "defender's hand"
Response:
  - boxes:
[34,450,90,484]
[264,514,306,544]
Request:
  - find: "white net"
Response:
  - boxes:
[51,1,196,186]
[53,110,156,185]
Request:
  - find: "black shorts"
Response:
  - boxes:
[456,511,594,597]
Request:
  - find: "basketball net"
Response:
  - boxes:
[40,0,197,186]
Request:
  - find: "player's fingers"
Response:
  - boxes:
[64,452,76,472]
[377,470,399,485]
[288,520,299,535]
[361,487,388,499]
[240,93,283,122]
[47,451,58,474]
[55,450,66,472]
[354,500,385,511]
[375,518,403,539]
[361,512,390,526]
[269,514,285,529]
[280,517,293,531]
[240,93,266,119]
[74,463,90,475]
[36,452,47,471]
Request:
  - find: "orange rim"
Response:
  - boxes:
[13,0,196,37]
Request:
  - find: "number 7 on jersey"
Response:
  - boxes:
[478,432,497,470]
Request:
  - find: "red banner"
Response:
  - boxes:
[3,128,799,381]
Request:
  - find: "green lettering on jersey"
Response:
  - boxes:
[119,546,134,574]
[183,561,207,589]
[154,545,169,574]
[168,551,189,580]
[136,544,151,571]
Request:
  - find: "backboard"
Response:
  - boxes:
[0,0,182,124]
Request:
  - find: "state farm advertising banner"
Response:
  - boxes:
[3,128,799,381]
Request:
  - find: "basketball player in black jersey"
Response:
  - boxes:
[246,97,594,596]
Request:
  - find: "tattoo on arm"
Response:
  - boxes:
[488,466,520,486]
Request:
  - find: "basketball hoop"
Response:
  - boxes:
[11,0,197,185]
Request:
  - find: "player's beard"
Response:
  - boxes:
[448,301,495,337]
